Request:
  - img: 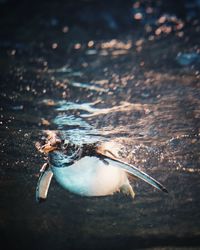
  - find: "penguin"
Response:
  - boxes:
[36,137,168,203]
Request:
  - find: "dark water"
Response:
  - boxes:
[0,0,200,249]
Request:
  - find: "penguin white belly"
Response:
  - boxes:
[51,156,128,196]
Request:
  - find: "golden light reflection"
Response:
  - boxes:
[40,99,56,106]
[111,50,128,56]
[41,118,50,126]
[134,13,143,20]
[175,165,200,173]
[52,43,58,49]
[94,79,109,85]
[156,14,184,35]
[74,43,81,49]
[158,15,167,24]
[88,40,94,47]
[62,26,69,33]
[135,39,144,47]
[100,39,132,50]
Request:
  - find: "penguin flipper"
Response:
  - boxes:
[36,163,54,203]
[98,154,168,193]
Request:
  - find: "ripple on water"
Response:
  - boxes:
[53,114,91,129]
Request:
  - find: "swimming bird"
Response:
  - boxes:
[36,136,168,202]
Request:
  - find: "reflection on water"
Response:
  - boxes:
[176,52,200,66]
[55,100,101,113]
[70,82,109,93]
[1,0,200,249]
[53,114,91,128]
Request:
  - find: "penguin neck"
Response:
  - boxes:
[62,142,98,157]
[81,143,99,157]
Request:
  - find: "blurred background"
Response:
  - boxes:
[0,0,200,249]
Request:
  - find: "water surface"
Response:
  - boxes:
[0,1,200,249]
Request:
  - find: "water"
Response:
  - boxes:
[0,0,200,249]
